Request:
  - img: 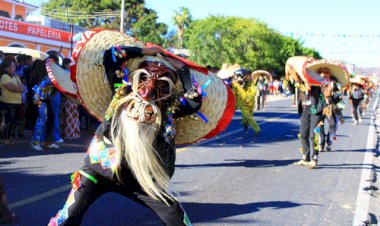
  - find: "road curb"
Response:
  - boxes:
[353,91,380,226]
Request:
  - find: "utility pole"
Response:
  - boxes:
[120,0,125,32]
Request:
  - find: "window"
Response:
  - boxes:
[9,44,26,48]
[15,15,24,21]
[0,10,10,18]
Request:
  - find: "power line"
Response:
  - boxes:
[40,8,121,15]
[282,32,380,39]
[40,11,120,19]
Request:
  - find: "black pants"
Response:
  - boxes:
[321,114,338,149]
[352,98,363,121]
[299,111,323,161]
[1,103,20,139]
[49,168,190,226]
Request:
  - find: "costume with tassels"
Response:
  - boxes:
[349,76,366,124]
[320,77,346,151]
[47,29,235,226]
[286,57,348,169]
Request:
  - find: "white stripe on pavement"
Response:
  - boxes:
[352,91,379,226]
[9,184,71,209]
[193,112,293,146]
[8,109,294,209]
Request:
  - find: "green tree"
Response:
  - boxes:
[41,0,120,28]
[172,7,192,48]
[184,16,321,77]
[131,8,168,45]
[41,0,167,44]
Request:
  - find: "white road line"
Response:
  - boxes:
[193,112,293,146]
[9,110,294,209]
[353,91,379,226]
[9,184,71,209]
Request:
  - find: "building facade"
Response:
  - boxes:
[0,0,74,57]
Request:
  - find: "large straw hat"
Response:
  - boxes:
[217,63,241,79]
[251,70,272,83]
[370,77,378,87]
[285,56,325,86]
[55,29,235,145]
[70,29,144,120]
[350,75,366,86]
[306,59,350,86]
[45,58,81,104]
[175,69,235,145]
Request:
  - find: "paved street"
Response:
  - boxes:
[1,95,379,226]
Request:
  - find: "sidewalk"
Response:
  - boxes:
[0,128,94,155]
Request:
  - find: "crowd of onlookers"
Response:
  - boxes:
[0,50,97,150]
[0,50,100,224]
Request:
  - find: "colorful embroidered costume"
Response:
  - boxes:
[320,78,345,150]
[31,77,54,145]
[232,80,260,133]
[48,30,235,226]
[286,57,349,169]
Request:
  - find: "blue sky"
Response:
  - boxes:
[27,0,380,68]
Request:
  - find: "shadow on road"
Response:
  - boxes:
[182,200,318,224]
[192,119,301,149]
[176,159,298,169]
[318,163,379,172]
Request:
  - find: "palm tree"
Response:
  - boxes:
[172,7,192,49]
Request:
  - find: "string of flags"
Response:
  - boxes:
[282,32,380,39]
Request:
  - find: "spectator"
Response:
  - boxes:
[30,56,61,151]
[279,78,284,95]
[273,79,280,95]
[0,51,4,64]
[47,55,64,144]
[0,56,23,144]
[269,80,274,95]
[61,58,80,140]
[15,54,32,137]
[26,60,45,130]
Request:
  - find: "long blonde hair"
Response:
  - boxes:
[110,95,174,204]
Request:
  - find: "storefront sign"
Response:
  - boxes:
[0,17,71,42]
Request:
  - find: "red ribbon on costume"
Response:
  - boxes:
[146,43,209,75]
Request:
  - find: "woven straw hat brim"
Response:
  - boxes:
[350,77,366,86]
[356,75,369,81]
[285,56,324,86]
[251,70,272,83]
[217,63,241,79]
[46,59,81,105]
[74,30,144,120]
[306,60,350,86]
[72,29,235,144]
[370,77,378,86]
[175,70,234,145]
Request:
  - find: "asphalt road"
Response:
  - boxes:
[1,95,378,226]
